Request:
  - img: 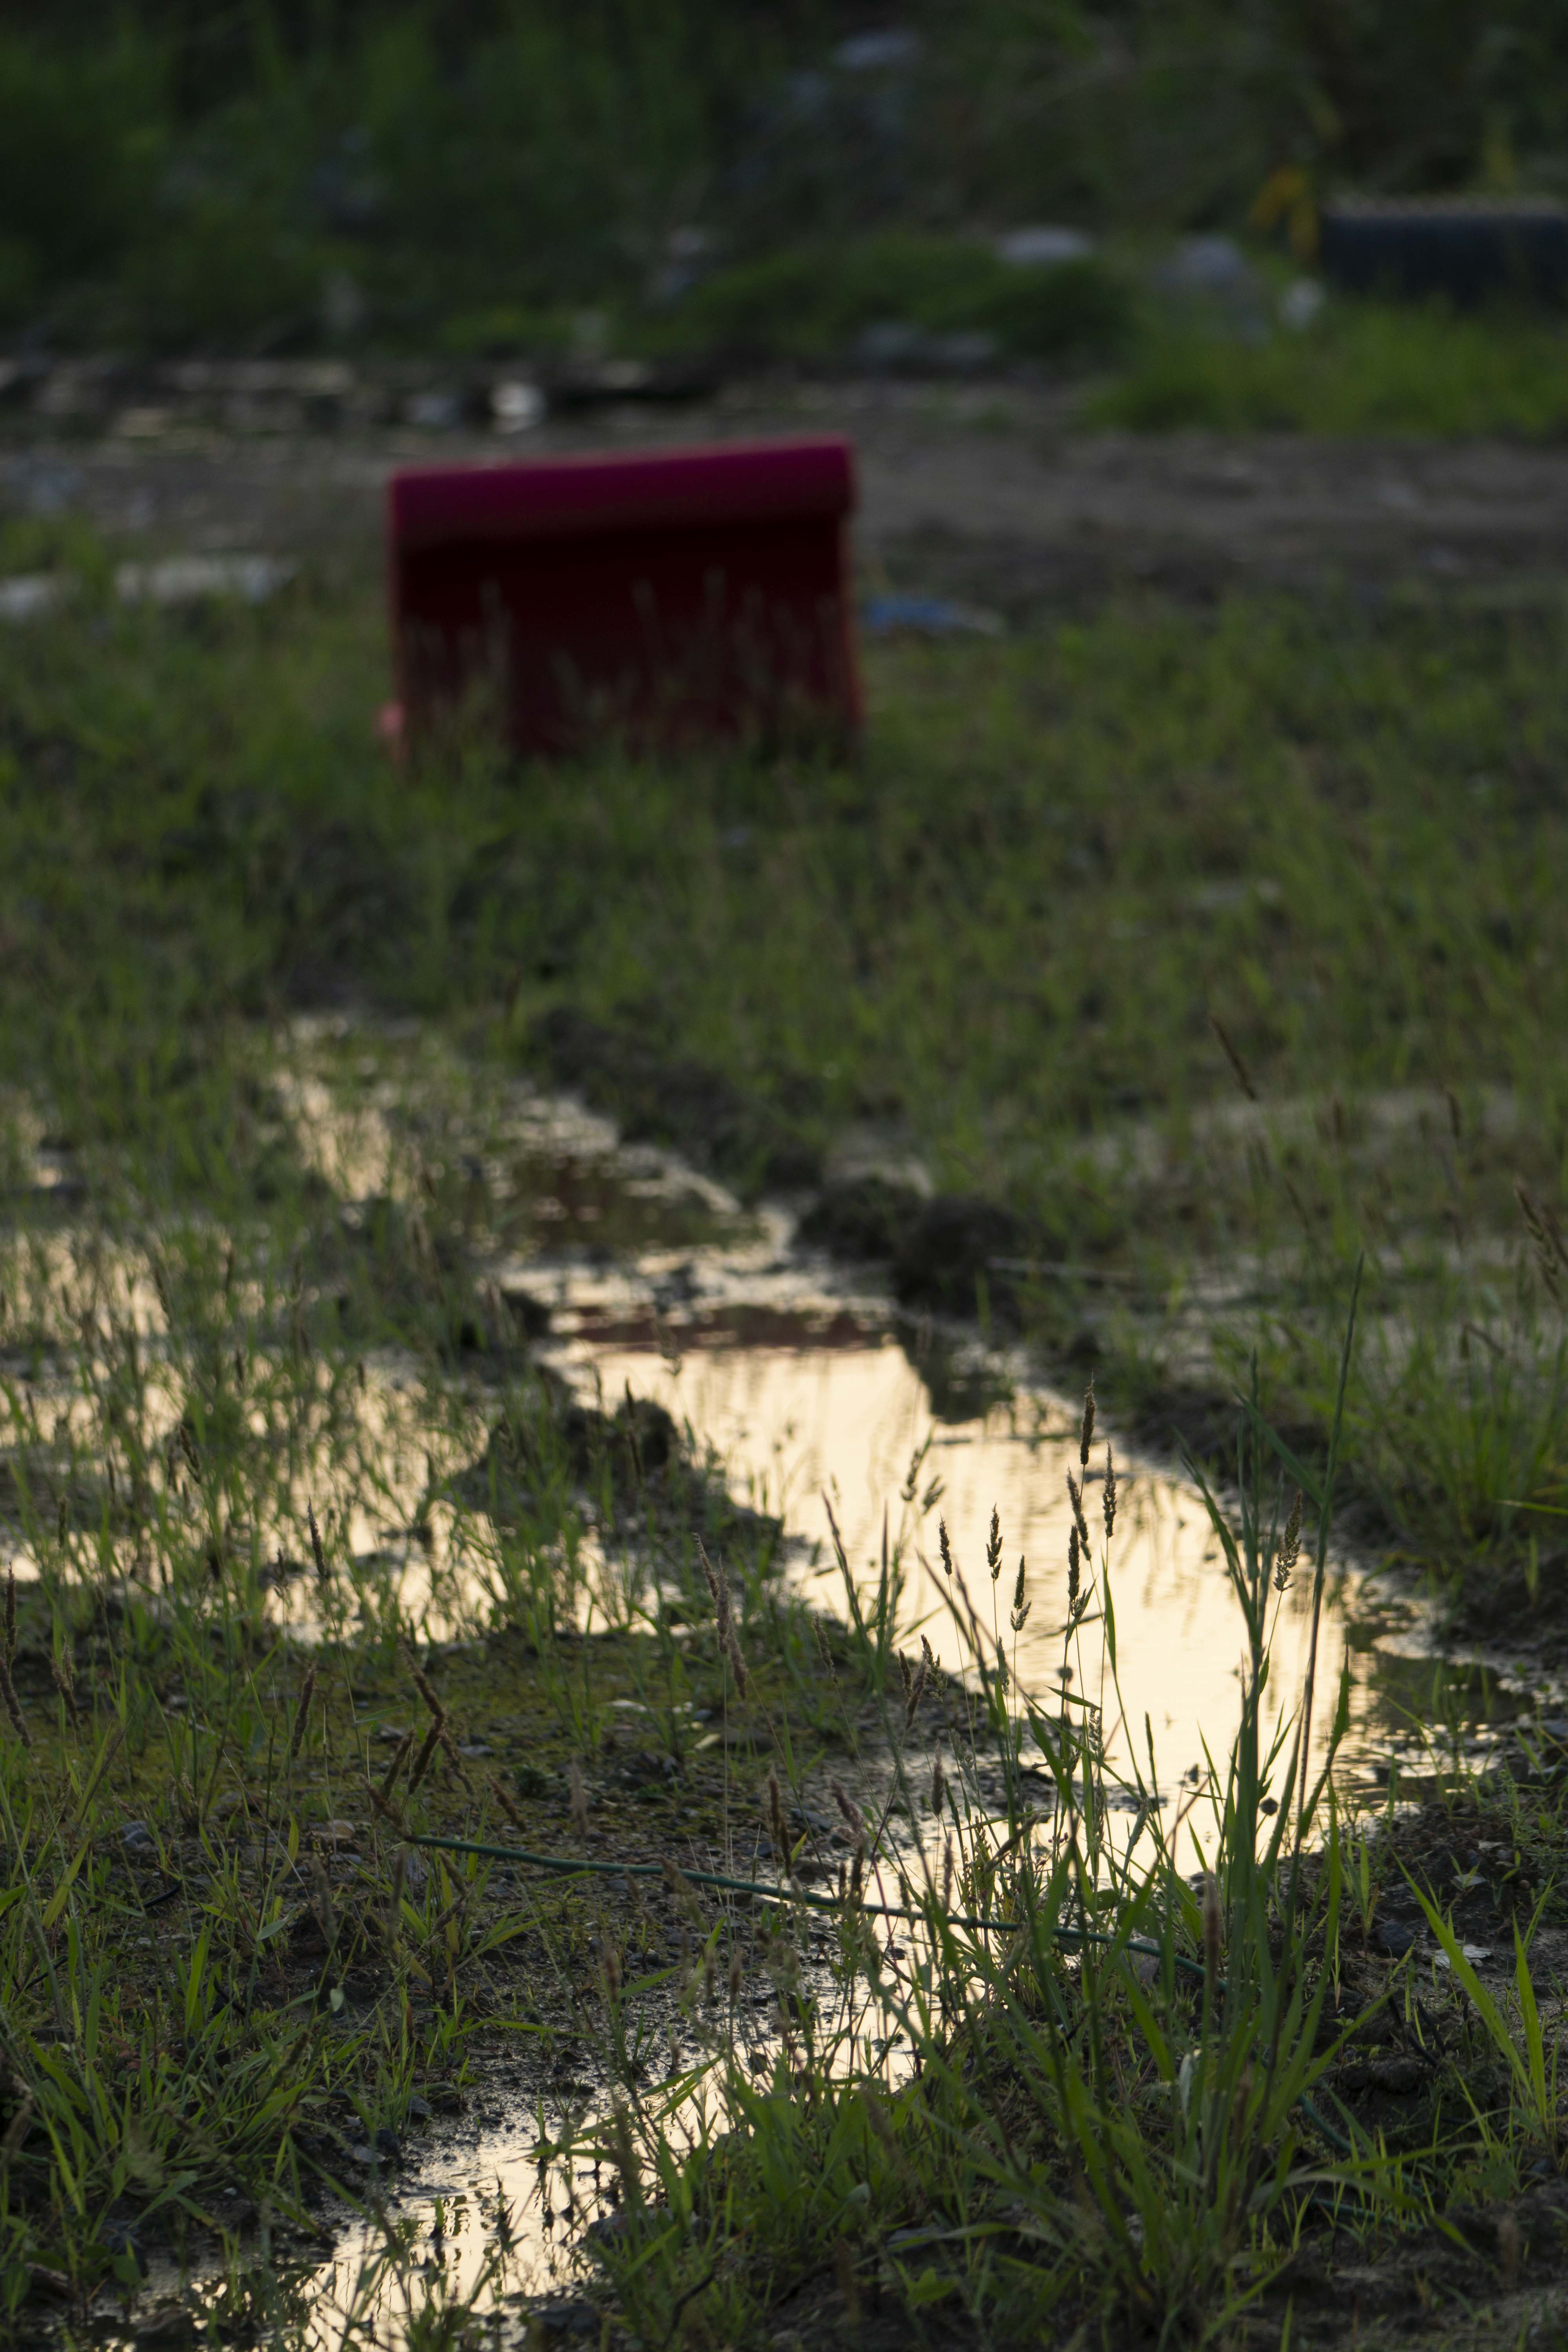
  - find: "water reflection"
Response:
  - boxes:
[553,1325,1377,1804]
[39,1031,1499,2344]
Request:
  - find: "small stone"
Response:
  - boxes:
[314,1820,359,1852]
[524,2298,600,2341]
[131,2287,192,2341]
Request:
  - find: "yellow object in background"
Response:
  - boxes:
[1252,165,1319,262]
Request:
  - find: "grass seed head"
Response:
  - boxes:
[308,1503,326,1583]
[487,1772,530,1836]
[404,1649,446,1727]
[1274,1487,1303,1592]
[1517,1180,1568,1301]
[1209,1012,1258,1103]
[1067,1523,1081,1612]
[1067,1471,1090,1549]
[929,1742,946,1819]
[436,1725,475,1793]
[289,1666,317,1764]
[831,1779,864,1833]
[661,1858,704,1926]
[1010,1554,1030,1633]
[50,1649,78,1724]
[1103,1443,1117,1540]
[938,1518,955,1577]
[987,1505,1002,1581]
[405,1719,444,1796]
[377,1727,414,1797]
[725,1626,749,1697]
[1079,1374,1096,1468]
[0,1655,30,1748]
[699,1538,733,1647]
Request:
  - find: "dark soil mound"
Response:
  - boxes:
[800,1174,1043,1328]
[452,1375,780,1554]
[890,1194,1031,1321]
[795,1172,924,1260]
[533,1007,822,1194]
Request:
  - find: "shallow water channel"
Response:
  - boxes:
[86,1027,1519,2341]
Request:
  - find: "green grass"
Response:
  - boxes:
[5,557,1568,2335]
[7,567,1568,1608]
[634,236,1133,367]
[0,1005,885,2317]
[1091,296,1568,439]
[577,1356,1568,2348]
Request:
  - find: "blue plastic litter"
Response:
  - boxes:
[862,593,1003,637]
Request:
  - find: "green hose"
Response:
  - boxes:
[405,1831,1358,2156]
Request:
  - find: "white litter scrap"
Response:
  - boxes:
[116,554,293,605]
[0,553,294,622]
[1279,277,1326,330]
[0,576,61,621]
[996,226,1095,269]
[490,381,544,433]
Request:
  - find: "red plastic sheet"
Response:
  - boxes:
[387,437,860,755]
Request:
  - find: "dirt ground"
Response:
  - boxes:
[8,377,1568,610]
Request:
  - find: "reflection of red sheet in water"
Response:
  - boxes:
[386,437,861,756]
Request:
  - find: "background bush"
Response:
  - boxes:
[2,1,1568,351]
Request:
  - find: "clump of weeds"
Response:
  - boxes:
[572,1330,1568,2351]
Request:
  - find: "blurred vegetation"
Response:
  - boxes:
[1,0,1567,354]
[1088,298,1568,436]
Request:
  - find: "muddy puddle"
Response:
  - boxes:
[7,1022,1541,2342]
[258,1030,1534,2336]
